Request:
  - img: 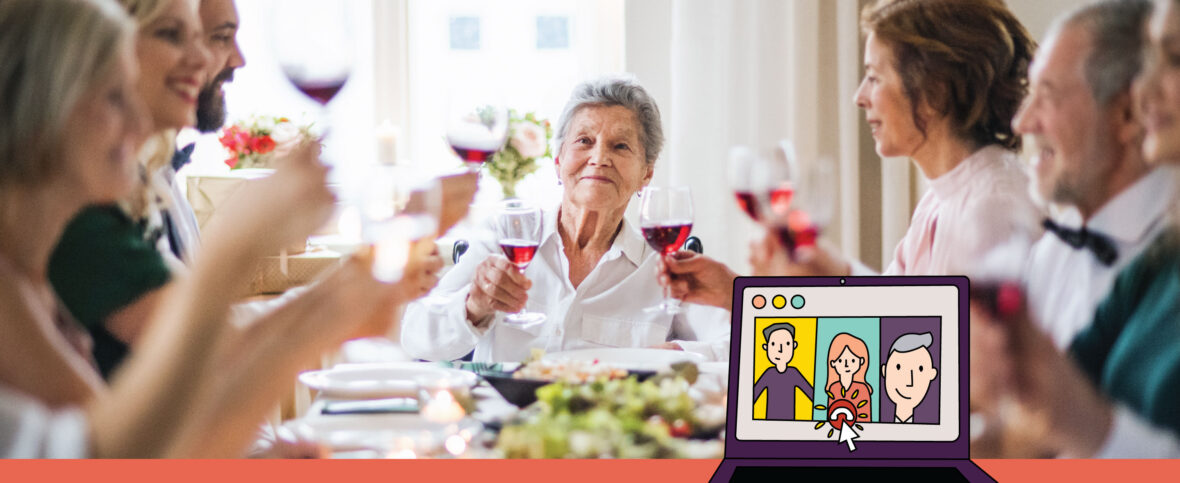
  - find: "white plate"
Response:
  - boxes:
[298,362,478,399]
[542,348,706,372]
[284,415,481,454]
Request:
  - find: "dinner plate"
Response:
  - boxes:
[542,348,706,372]
[298,362,478,399]
[284,414,482,454]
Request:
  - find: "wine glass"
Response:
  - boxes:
[640,186,694,315]
[495,199,546,327]
[728,146,762,221]
[271,1,354,111]
[768,152,834,261]
[447,103,509,171]
[361,165,441,283]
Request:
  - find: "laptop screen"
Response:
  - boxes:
[725,277,969,460]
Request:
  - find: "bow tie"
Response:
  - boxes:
[1042,218,1118,266]
[171,143,196,172]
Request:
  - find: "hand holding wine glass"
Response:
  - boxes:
[494,199,546,327]
[641,186,694,314]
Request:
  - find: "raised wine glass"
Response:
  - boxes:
[447,104,509,171]
[361,165,441,283]
[272,0,353,102]
[495,199,546,327]
[640,186,694,315]
[768,153,834,261]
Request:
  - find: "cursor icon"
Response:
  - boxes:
[838,420,860,452]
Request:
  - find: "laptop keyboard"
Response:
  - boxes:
[729,465,968,481]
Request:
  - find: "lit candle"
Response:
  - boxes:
[420,390,466,423]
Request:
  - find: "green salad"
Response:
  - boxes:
[496,375,720,458]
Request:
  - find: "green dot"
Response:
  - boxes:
[790,295,805,309]
[772,295,787,309]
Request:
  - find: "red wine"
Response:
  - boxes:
[293,78,347,105]
[642,222,693,256]
[450,145,497,164]
[774,210,819,260]
[769,186,794,215]
[971,280,1025,320]
[734,191,760,221]
[500,239,539,269]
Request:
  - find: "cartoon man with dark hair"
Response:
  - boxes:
[882,332,939,423]
[753,322,814,420]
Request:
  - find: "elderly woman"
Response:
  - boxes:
[972,0,1180,458]
[402,76,730,363]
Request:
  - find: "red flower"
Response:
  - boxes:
[224,155,239,169]
[219,125,245,152]
[250,135,276,154]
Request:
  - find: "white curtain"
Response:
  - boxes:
[625,0,859,273]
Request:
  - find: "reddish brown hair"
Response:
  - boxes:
[861,0,1036,151]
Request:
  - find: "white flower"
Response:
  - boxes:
[509,122,547,159]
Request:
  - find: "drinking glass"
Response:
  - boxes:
[361,165,441,283]
[640,186,694,315]
[495,199,546,326]
[271,1,354,110]
[767,152,834,261]
[447,104,509,171]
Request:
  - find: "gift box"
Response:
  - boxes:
[251,247,344,295]
[186,169,307,254]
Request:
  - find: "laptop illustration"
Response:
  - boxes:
[711,276,994,482]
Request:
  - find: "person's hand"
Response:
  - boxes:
[648,342,684,351]
[436,172,478,234]
[748,231,850,276]
[657,251,737,310]
[465,256,532,325]
[968,301,1114,457]
[207,139,334,255]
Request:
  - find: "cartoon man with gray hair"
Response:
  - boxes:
[882,332,939,423]
[753,322,814,420]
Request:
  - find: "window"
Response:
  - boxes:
[406,0,624,207]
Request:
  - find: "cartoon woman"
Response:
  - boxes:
[826,333,872,420]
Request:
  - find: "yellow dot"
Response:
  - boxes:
[752,295,766,309]
[772,295,787,309]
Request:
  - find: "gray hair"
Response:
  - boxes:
[555,75,664,167]
[1055,0,1154,106]
[0,0,133,188]
[763,322,796,341]
[888,332,933,356]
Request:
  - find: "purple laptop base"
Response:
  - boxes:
[712,276,994,482]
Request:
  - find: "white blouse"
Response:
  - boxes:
[401,208,731,363]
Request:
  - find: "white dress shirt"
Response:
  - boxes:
[0,384,88,458]
[153,164,203,266]
[401,207,731,363]
[1024,166,1177,349]
[851,145,1042,275]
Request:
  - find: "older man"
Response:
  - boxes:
[1013,0,1171,348]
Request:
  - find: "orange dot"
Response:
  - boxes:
[752,295,766,309]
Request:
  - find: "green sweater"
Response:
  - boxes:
[47,204,171,378]
[1070,231,1180,437]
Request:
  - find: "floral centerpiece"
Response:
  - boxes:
[218,115,316,170]
[487,110,553,199]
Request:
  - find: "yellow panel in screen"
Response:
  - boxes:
[753,317,817,421]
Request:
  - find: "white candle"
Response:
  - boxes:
[375,120,400,166]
